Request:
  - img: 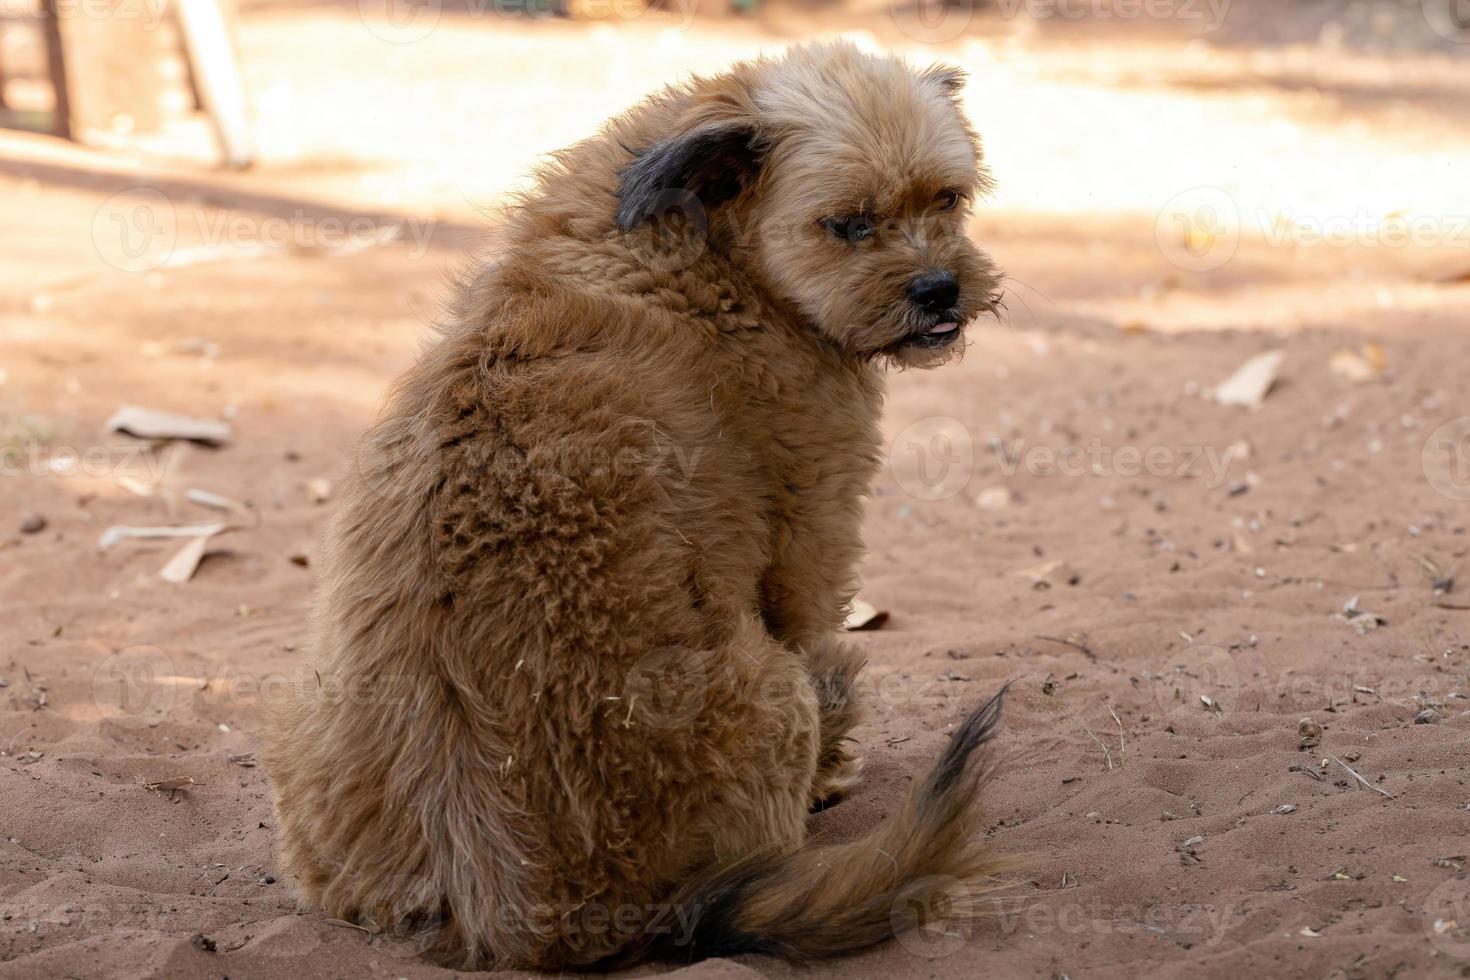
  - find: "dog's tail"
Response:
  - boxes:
[618,686,1014,965]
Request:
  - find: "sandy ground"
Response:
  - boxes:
[3,3,1470,978]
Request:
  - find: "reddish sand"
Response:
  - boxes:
[3,4,1470,978]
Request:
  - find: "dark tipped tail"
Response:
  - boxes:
[618,685,1013,965]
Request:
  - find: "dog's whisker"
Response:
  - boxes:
[999,274,1055,306]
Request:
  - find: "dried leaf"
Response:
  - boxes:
[98,524,226,550]
[1329,344,1387,384]
[106,405,232,447]
[159,533,223,584]
[1213,350,1285,408]
[186,488,246,513]
[144,775,196,796]
[844,599,888,631]
[1341,595,1387,632]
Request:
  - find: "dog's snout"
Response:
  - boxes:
[907,271,959,314]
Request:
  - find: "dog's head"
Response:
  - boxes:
[615,42,1002,368]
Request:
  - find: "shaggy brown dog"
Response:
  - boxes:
[264,40,1008,969]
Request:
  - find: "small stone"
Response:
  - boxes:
[1414,709,1439,725]
[1273,804,1297,815]
[974,486,1013,511]
[18,513,46,534]
[1298,718,1323,739]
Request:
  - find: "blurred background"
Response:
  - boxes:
[2,4,1470,977]
[1,0,1467,344]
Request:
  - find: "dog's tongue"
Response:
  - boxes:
[928,321,959,334]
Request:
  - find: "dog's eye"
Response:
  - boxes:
[935,189,963,212]
[824,215,876,244]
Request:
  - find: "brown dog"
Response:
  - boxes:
[264,40,1008,969]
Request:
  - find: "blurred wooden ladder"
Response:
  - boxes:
[37,0,252,167]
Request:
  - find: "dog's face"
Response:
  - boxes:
[616,43,1002,368]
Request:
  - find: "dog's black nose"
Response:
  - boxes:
[907,271,959,314]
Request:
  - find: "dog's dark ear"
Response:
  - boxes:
[615,120,763,232]
[919,63,966,98]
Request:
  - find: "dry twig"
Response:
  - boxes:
[1325,753,1393,799]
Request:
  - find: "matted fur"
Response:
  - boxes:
[264,41,1009,969]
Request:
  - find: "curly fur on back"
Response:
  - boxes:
[264,40,1010,969]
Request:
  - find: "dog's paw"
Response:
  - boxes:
[810,746,864,811]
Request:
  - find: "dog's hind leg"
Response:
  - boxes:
[804,635,867,807]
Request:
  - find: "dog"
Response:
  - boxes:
[264,40,1008,969]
